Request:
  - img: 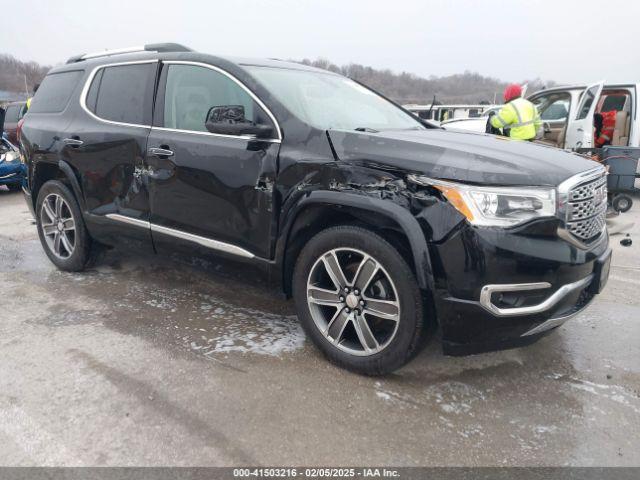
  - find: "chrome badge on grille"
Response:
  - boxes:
[557,167,608,248]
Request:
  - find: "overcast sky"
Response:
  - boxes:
[4,0,639,84]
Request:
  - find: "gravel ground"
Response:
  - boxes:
[0,187,638,466]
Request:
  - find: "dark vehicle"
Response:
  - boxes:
[20,44,611,374]
[2,101,27,145]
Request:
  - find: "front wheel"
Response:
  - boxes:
[36,180,94,271]
[293,226,428,375]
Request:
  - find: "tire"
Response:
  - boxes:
[35,180,93,271]
[293,225,428,375]
[6,183,22,192]
[612,194,633,213]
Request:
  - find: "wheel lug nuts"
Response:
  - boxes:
[345,308,351,313]
[344,287,349,293]
[360,300,365,306]
[339,296,345,302]
[354,289,359,295]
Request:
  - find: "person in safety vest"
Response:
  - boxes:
[594,110,616,147]
[26,84,39,110]
[490,84,541,141]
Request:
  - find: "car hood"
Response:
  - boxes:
[327,128,600,186]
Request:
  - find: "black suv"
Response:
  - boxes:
[20,43,611,374]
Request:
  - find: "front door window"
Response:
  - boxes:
[162,64,271,133]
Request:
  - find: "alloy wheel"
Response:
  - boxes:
[306,248,400,356]
[40,193,76,259]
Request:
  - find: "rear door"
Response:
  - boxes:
[145,61,281,259]
[64,61,157,247]
[565,81,604,149]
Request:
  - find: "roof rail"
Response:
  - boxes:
[66,43,192,64]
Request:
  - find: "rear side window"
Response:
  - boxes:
[29,71,83,114]
[88,63,155,125]
[601,95,627,112]
[4,106,20,122]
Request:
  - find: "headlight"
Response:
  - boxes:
[7,151,19,163]
[408,175,556,227]
[1,151,19,163]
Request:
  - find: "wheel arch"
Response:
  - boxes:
[31,160,85,212]
[277,190,435,296]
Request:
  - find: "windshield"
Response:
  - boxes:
[246,66,424,131]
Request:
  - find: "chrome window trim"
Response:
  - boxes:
[556,165,608,249]
[105,213,254,259]
[159,60,283,142]
[80,60,283,142]
[151,126,281,143]
[479,275,593,317]
[79,59,158,129]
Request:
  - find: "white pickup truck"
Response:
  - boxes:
[443,81,640,150]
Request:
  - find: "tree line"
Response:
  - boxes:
[0,52,555,105]
[298,58,554,104]
[0,54,50,96]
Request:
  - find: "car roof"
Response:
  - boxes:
[49,50,331,76]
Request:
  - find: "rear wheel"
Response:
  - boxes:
[293,226,428,375]
[36,180,93,271]
[612,194,633,213]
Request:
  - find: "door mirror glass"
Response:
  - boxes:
[205,105,274,138]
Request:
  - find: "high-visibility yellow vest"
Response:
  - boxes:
[490,97,541,140]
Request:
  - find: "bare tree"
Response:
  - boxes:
[0,54,50,95]
[298,59,555,104]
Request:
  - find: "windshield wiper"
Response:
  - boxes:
[354,127,380,133]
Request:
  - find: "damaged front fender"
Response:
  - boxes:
[287,189,435,291]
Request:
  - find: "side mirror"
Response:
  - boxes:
[205,105,274,139]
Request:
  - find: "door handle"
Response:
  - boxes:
[63,138,84,146]
[148,147,174,157]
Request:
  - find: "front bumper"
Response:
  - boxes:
[429,220,610,355]
[0,162,25,186]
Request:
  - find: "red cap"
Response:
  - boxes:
[503,84,522,102]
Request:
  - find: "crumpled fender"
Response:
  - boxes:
[277,189,435,291]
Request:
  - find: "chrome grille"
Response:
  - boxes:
[565,174,607,243]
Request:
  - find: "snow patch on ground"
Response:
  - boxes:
[197,311,305,356]
[549,374,640,414]
[424,381,487,415]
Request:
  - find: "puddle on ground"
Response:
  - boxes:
[22,247,306,360]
